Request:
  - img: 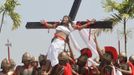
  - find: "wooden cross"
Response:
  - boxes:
[25,0,113,60]
[5,39,12,63]
[25,0,112,29]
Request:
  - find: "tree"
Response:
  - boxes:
[0,0,21,33]
[102,0,134,56]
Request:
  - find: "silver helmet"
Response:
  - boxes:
[22,52,32,63]
[1,58,10,69]
[129,55,134,62]
[58,52,69,61]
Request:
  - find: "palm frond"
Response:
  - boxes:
[102,0,114,12]
[4,0,20,12]
[103,0,134,19]
[93,28,113,36]
[107,13,122,27]
[8,11,21,30]
[94,13,123,36]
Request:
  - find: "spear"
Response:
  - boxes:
[117,30,121,55]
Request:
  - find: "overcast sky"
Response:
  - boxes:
[0,0,134,65]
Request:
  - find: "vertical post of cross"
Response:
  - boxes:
[69,0,82,21]
[5,39,12,63]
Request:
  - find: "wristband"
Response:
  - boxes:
[43,20,48,28]
[86,20,91,27]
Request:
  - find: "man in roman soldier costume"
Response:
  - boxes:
[117,52,133,75]
[36,54,52,75]
[77,48,99,75]
[99,46,119,75]
[38,54,47,68]
[40,15,95,67]
[31,56,38,69]
[94,33,120,75]
[14,52,34,75]
[0,58,13,75]
[118,55,134,75]
[128,55,134,75]
[50,51,72,75]
[76,48,91,75]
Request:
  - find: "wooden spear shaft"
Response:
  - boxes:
[117,30,121,55]
[5,39,12,63]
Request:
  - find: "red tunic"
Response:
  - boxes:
[64,63,72,75]
[128,61,134,75]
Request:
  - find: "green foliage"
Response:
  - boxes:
[9,11,21,30]
[0,0,21,31]
[4,0,20,12]
[103,0,134,21]
[101,0,134,54]
[96,0,134,36]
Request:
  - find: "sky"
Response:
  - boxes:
[0,0,134,66]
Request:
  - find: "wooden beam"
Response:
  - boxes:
[26,21,112,29]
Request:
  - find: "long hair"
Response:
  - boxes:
[60,15,73,25]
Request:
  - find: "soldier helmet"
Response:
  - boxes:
[80,48,92,58]
[129,55,134,63]
[104,46,118,61]
[58,52,69,61]
[118,52,127,63]
[38,54,47,62]
[38,54,47,66]
[22,52,32,63]
[120,52,127,57]
[31,56,38,62]
[58,52,69,65]
[1,58,11,69]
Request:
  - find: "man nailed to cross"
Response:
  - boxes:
[26,15,112,67]
[40,15,97,67]
[26,0,113,67]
